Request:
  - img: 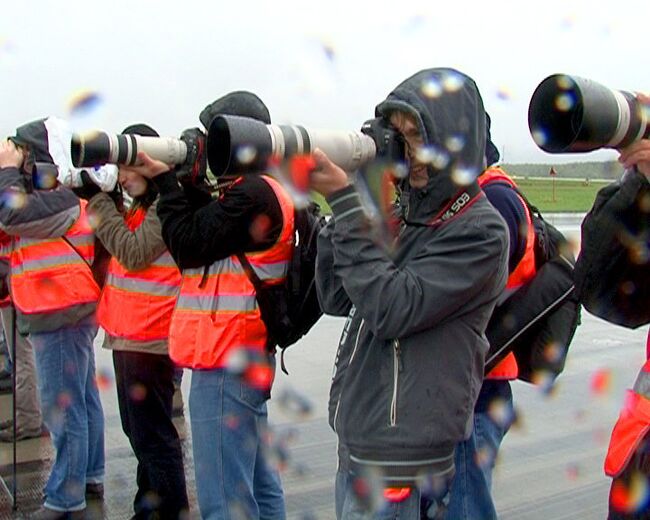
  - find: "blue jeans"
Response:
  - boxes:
[30,320,105,512]
[445,380,513,520]
[189,367,286,519]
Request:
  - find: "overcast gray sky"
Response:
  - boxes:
[1,0,648,164]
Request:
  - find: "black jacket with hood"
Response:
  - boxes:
[315,68,510,484]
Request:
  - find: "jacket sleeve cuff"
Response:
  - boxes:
[326,185,365,222]
[151,171,181,194]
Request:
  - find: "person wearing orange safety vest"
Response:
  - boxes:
[0,228,43,443]
[444,114,537,520]
[132,92,292,519]
[0,120,105,519]
[80,124,189,520]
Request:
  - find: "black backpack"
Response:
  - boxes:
[238,202,326,373]
[484,188,581,385]
[575,171,650,328]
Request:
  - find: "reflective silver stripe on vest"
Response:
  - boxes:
[105,273,179,297]
[176,294,258,312]
[633,367,650,399]
[151,252,177,268]
[67,235,94,248]
[12,253,86,273]
[15,237,58,247]
[183,257,288,281]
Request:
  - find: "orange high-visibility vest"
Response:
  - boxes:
[169,175,295,369]
[9,199,100,314]
[605,358,650,477]
[478,167,537,380]
[97,206,181,342]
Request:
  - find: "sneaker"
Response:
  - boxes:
[28,506,86,519]
[85,482,104,500]
[0,424,45,442]
[0,418,12,430]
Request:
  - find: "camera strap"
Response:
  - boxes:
[426,182,482,228]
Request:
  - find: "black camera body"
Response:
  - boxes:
[360,117,405,164]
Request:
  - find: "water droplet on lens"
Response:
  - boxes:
[442,71,465,92]
[445,135,465,153]
[555,93,575,111]
[236,145,257,165]
[421,79,442,98]
[531,129,548,147]
[67,90,103,118]
[451,166,477,186]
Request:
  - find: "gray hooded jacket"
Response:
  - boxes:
[315,68,509,483]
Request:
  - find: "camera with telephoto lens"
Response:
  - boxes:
[70,127,207,185]
[528,74,650,153]
[205,115,404,177]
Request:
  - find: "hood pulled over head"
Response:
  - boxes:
[375,68,486,225]
[10,117,118,192]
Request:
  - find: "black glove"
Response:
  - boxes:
[72,170,102,200]
[176,127,207,187]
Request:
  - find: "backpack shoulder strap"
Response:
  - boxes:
[237,252,264,290]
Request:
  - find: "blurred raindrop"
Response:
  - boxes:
[496,86,513,101]
[249,213,272,244]
[350,468,385,514]
[266,426,299,473]
[451,165,478,186]
[421,78,443,99]
[67,90,103,118]
[276,386,314,420]
[487,397,516,429]
[415,146,436,164]
[556,75,574,90]
[129,382,147,402]
[95,367,114,391]
[530,370,557,396]
[225,348,274,392]
[0,190,27,209]
[475,444,496,471]
[555,93,575,112]
[565,462,580,480]
[531,129,548,147]
[321,42,336,62]
[32,167,58,190]
[590,368,613,396]
[442,71,465,92]
[610,471,650,515]
[57,391,72,410]
[236,145,257,166]
[445,135,465,153]
[401,15,427,33]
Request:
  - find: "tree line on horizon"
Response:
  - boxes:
[502,161,624,180]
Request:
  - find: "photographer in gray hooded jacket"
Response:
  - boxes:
[311,68,509,519]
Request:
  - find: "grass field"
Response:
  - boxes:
[514,177,611,212]
[312,176,612,215]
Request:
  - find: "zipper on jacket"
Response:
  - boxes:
[390,339,402,427]
[333,319,365,433]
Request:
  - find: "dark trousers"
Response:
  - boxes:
[113,350,189,519]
